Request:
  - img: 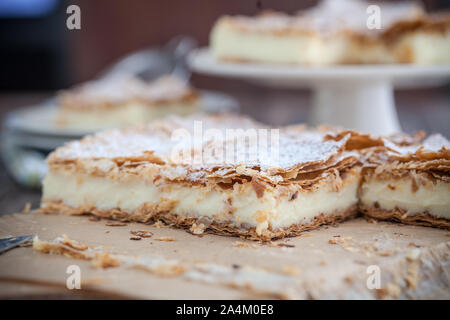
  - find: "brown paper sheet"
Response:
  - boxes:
[0,211,449,299]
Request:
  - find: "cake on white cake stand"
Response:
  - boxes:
[189,48,450,135]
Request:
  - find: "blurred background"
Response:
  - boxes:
[0,0,449,213]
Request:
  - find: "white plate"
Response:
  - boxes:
[4,90,239,139]
[188,48,450,88]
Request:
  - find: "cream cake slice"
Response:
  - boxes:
[211,0,450,65]
[360,133,450,228]
[56,75,199,131]
[40,114,363,240]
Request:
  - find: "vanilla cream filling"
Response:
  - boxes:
[394,32,450,64]
[360,176,450,218]
[56,102,198,131]
[42,169,359,232]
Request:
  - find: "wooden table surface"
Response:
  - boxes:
[0,80,449,216]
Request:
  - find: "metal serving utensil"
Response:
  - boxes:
[0,235,35,254]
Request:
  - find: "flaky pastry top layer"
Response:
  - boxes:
[47,114,361,185]
[47,114,450,185]
[361,132,450,182]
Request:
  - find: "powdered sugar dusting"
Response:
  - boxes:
[383,133,450,156]
[50,114,349,173]
[421,134,450,152]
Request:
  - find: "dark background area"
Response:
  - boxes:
[0,0,449,125]
[1,0,449,88]
[0,0,449,213]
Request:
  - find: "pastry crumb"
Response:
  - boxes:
[105,221,128,227]
[377,250,394,257]
[233,241,259,249]
[151,264,186,277]
[344,276,353,284]
[130,230,153,238]
[155,237,176,242]
[268,241,295,248]
[328,236,352,245]
[92,252,121,269]
[60,234,88,251]
[189,223,206,235]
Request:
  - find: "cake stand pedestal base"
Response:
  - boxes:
[310,80,400,135]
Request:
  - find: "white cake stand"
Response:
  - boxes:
[188,48,450,135]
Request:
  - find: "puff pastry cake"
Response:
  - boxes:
[211,0,450,65]
[40,114,450,240]
[56,75,199,131]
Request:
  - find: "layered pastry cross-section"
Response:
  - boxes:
[41,114,362,240]
[56,75,199,131]
[360,133,450,228]
[211,0,450,65]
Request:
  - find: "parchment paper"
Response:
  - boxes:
[0,211,449,299]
